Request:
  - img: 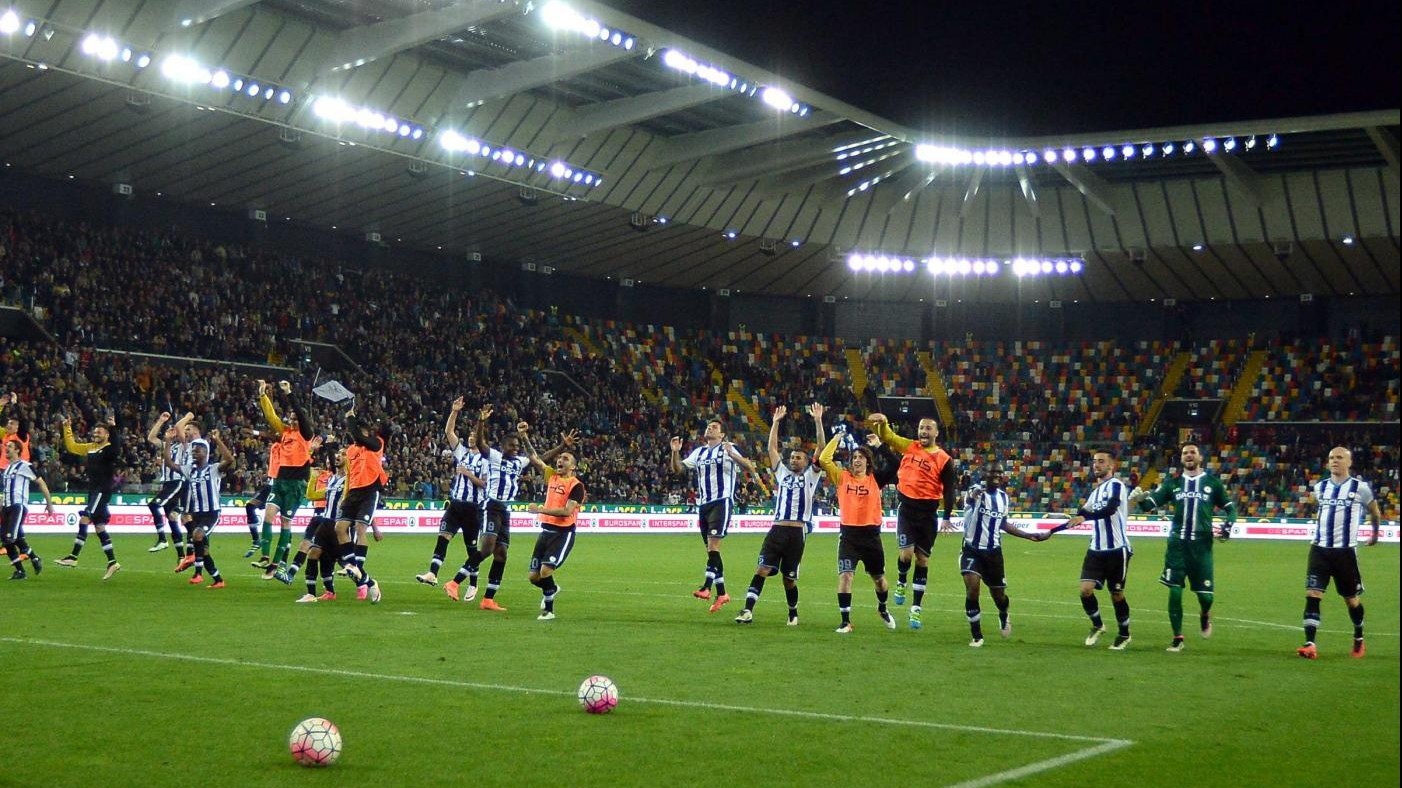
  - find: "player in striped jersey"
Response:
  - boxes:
[55,412,124,579]
[3,439,53,579]
[671,418,758,613]
[469,406,530,611]
[736,404,825,626]
[145,411,191,558]
[417,397,488,593]
[1049,450,1133,649]
[275,444,346,601]
[1297,447,1382,660]
[164,431,236,587]
[958,464,1047,646]
[1129,442,1236,652]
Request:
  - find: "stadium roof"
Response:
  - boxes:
[0,0,1398,303]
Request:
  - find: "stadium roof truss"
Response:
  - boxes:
[0,0,1397,303]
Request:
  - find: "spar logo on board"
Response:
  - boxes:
[599,518,643,528]
[374,516,415,527]
[649,519,692,530]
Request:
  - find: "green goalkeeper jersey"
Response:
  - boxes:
[1140,471,1236,541]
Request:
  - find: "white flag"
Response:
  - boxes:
[312,380,355,404]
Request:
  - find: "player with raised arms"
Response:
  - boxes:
[520,424,586,621]
[670,418,758,614]
[54,410,123,579]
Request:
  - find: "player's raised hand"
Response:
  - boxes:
[865,432,882,448]
[256,379,268,396]
[773,405,787,421]
[158,411,171,423]
[451,396,465,412]
[562,429,579,447]
[308,435,323,451]
[479,405,493,421]
[278,380,293,395]
[866,412,886,426]
[670,436,683,452]
[209,429,222,441]
[516,421,530,436]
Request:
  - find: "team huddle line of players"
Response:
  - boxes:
[0,389,1386,653]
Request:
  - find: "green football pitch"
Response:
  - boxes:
[3,533,1397,787]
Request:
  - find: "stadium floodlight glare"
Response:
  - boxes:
[1342,235,1355,245]
[1161,142,1175,156]
[1082,148,1096,162]
[1266,134,1279,149]
[1069,260,1083,273]
[1244,135,1257,150]
[0,10,19,35]
[1223,137,1237,152]
[1062,148,1076,162]
[1202,138,1217,153]
[549,161,568,178]
[1122,144,1136,159]
[1102,146,1116,160]
[1141,143,1155,158]
[210,70,230,89]
[762,86,794,110]
[1182,140,1196,154]
[246,82,260,96]
[723,229,738,240]
[161,54,212,84]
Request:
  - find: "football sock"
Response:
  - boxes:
[290,550,307,571]
[320,554,336,592]
[259,520,273,558]
[274,527,293,564]
[305,566,318,595]
[71,522,89,558]
[541,576,558,613]
[4,542,20,566]
[451,564,470,584]
[168,515,183,544]
[966,596,983,640]
[897,558,911,585]
[1303,596,1321,643]
[245,501,259,525]
[1196,591,1214,618]
[785,583,799,619]
[247,522,259,544]
[1349,603,1365,639]
[876,588,889,614]
[192,541,205,577]
[354,543,368,570]
[745,574,766,611]
[430,536,450,573]
[708,551,726,596]
[701,555,715,591]
[204,549,221,580]
[1112,598,1131,636]
[148,501,165,529]
[1081,594,1103,628]
[838,592,852,625]
[994,594,1010,628]
[912,565,928,607]
[97,530,116,563]
[485,556,507,599]
[1168,585,1185,636]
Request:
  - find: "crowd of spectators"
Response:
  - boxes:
[1,208,1397,518]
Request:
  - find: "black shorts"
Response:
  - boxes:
[2,504,26,542]
[959,544,1007,588]
[250,483,272,506]
[838,525,886,576]
[186,511,219,534]
[896,494,938,556]
[441,501,484,543]
[303,515,331,540]
[151,480,186,514]
[483,502,511,547]
[530,525,577,572]
[81,490,112,525]
[1080,548,1132,592]
[1306,545,1365,598]
[310,519,341,552]
[698,499,731,542]
[339,487,381,525]
[758,524,807,580]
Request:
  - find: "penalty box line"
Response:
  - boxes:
[3,635,1132,786]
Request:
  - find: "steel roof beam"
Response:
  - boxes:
[318,0,521,76]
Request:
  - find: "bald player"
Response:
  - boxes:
[1297,447,1383,660]
[867,412,957,631]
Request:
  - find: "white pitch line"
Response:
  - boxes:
[945,739,1134,788]
[2,636,1131,756]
